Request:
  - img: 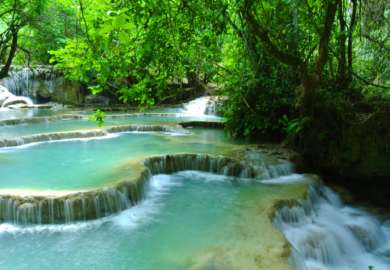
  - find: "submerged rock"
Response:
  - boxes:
[85,95,110,107]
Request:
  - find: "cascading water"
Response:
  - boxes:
[0,153,299,225]
[1,66,58,99]
[182,96,218,116]
[0,85,33,108]
[274,183,390,270]
[2,68,34,97]
[0,105,389,270]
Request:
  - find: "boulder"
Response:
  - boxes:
[0,85,13,106]
[2,95,33,108]
[85,94,110,107]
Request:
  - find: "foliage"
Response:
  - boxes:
[0,0,46,77]
[50,0,225,106]
[15,0,79,64]
[89,109,106,127]
[219,40,299,139]
[280,116,309,137]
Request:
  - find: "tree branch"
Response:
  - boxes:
[315,0,337,74]
[242,0,305,71]
[0,27,18,79]
[347,0,358,81]
[353,71,390,89]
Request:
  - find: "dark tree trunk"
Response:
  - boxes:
[347,0,357,82]
[0,28,18,79]
[337,0,347,86]
[241,0,337,117]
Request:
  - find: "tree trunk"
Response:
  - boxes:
[242,0,337,117]
[0,28,18,79]
[347,0,357,82]
[337,0,347,86]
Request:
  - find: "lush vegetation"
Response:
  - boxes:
[0,0,389,139]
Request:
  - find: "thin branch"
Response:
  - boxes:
[362,34,390,52]
[78,0,92,44]
[241,95,256,114]
[17,46,32,66]
[353,72,390,89]
[242,0,305,71]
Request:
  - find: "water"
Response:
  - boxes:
[2,68,35,97]
[1,66,58,100]
[182,96,218,116]
[0,96,389,269]
[0,172,306,270]
[0,108,55,121]
[0,114,223,139]
[275,184,390,270]
[0,129,236,190]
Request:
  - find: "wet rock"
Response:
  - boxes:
[0,85,13,105]
[85,95,110,107]
[179,121,225,129]
[1,66,84,105]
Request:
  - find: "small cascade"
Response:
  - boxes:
[145,154,265,178]
[274,183,390,270]
[0,176,147,225]
[182,96,219,116]
[1,66,58,99]
[0,85,33,108]
[0,124,189,148]
[2,68,34,97]
[0,153,294,225]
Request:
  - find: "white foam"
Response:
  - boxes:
[0,174,182,235]
[0,133,120,152]
[112,174,181,228]
[275,184,390,270]
[261,174,306,184]
[181,96,221,116]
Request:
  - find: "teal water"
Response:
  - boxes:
[0,172,290,270]
[0,108,58,120]
[0,114,222,139]
[0,129,238,190]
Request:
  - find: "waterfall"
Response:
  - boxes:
[1,66,58,99]
[0,85,33,108]
[274,183,390,270]
[2,68,34,97]
[182,96,219,116]
[0,177,147,225]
